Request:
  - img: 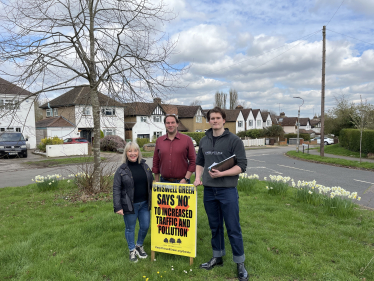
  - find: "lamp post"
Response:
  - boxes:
[293,97,304,152]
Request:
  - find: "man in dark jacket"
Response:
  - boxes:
[194,107,248,281]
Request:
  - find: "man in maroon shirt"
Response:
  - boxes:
[152,114,196,183]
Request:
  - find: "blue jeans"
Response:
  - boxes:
[123,201,150,252]
[203,186,245,263]
[160,176,190,184]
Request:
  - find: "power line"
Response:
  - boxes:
[326,0,346,26]
[327,29,374,46]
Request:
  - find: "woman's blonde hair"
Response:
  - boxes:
[122,141,142,164]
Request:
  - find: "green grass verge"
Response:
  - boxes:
[140,148,154,158]
[1,179,373,280]
[25,157,106,166]
[287,150,374,170]
[322,144,366,158]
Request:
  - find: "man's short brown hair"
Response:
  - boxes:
[207,107,226,121]
[164,114,180,124]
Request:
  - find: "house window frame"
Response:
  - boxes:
[140,116,147,122]
[257,120,261,127]
[196,116,202,123]
[238,121,243,128]
[102,108,116,116]
[103,128,116,136]
[83,107,91,115]
[54,108,58,117]
[46,109,53,117]
[153,116,161,123]
[267,120,271,126]
[248,120,253,127]
[153,131,162,139]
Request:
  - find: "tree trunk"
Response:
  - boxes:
[89,0,101,192]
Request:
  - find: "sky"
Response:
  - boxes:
[158,0,374,118]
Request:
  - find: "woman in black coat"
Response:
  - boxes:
[113,142,153,263]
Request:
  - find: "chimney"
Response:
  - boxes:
[153,97,161,104]
[235,105,243,109]
[280,112,286,117]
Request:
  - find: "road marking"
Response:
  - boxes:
[261,154,269,156]
[248,159,266,163]
[354,179,374,185]
[246,167,283,174]
[277,164,315,173]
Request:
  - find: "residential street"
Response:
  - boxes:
[1,146,373,208]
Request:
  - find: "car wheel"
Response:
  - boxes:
[24,152,28,158]
[324,141,328,145]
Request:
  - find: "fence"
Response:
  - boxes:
[46,143,88,157]
[242,138,265,147]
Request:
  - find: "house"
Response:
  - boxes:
[261,111,272,128]
[252,109,263,129]
[299,118,311,130]
[224,109,245,134]
[310,116,321,134]
[0,77,36,148]
[241,108,254,131]
[176,105,206,132]
[124,98,167,142]
[39,85,125,142]
[279,117,298,134]
[35,116,76,145]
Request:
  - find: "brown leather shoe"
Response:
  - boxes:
[200,257,223,270]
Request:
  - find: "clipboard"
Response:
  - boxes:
[208,154,237,172]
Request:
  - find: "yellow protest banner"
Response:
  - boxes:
[151,182,197,258]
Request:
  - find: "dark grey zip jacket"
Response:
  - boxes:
[196,128,247,187]
[113,159,153,214]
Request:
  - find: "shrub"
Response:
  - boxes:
[100,135,126,152]
[37,136,64,152]
[340,129,374,154]
[263,125,284,138]
[181,132,206,144]
[237,129,265,139]
[100,130,104,138]
[284,133,311,142]
[136,138,150,148]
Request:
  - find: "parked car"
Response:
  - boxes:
[190,137,197,147]
[63,138,89,144]
[313,137,334,145]
[0,132,28,158]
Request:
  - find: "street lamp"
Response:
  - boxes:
[293,97,304,152]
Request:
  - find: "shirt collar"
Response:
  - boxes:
[163,131,181,141]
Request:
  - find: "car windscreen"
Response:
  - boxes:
[77,139,88,142]
[0,133,25,142]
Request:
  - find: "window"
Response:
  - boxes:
[248,120,253,127]
[15,128,21,132]
[153,116,161,122]
[140,116,147,122]
[0,99,18,110]
[196,116,202,123]
[267,120,271,126]
[238,121,243,127]
[46,109,53,117]
[103,129,116,136]
[83,107,91,115]
[54,108,58,117]
[102,108,116,116]
[257,120,261,127]
[195,130,202,132]
[0,128,4,131]
[137,134,150,139]
[153,131,162,138]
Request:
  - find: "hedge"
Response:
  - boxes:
[284,133,311,141]
[236,129,265,139]
[340,129,374,154]
[181,132,206,144]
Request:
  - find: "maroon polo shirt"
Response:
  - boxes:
[152,132,196,179]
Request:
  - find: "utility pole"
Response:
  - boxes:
[293,97,304,153]
[320,26,326,157]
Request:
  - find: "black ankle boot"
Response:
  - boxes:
[200,257,223,270]
[237,262,248,281]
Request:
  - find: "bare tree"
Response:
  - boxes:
[190,100,202,106]
[0,0,183,191]
[229,88,238,110]
[214,91,227,109]
[350,96,373,163]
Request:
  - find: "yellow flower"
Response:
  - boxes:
[358,197,361,201]
[157,272,159,274]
